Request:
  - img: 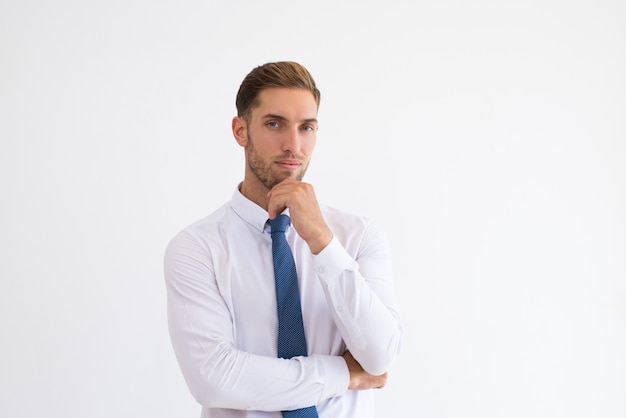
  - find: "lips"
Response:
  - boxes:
[275,159,302,170]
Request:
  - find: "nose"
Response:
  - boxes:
[282,126,301,154]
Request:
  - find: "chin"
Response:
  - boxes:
[278,171,303,181]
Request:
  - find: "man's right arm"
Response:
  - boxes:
[164,230,350,411]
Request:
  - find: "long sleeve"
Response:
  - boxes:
[314,219,403,376]
[164,230,349,412]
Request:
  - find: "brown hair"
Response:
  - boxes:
[235,61,321,123]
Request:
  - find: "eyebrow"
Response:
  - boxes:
[261,113,318,124]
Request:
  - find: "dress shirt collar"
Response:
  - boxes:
[230,183,290,233]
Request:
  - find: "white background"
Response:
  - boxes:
[1,1,625,417]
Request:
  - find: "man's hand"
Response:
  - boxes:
[343,351,388,390]
[267,179,333,254]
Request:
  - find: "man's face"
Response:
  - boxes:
[244,87,319,191]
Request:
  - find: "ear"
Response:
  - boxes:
[232,116,248,147]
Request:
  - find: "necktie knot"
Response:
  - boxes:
[269,214,290,234]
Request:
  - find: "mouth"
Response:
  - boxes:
[275,159,302,170]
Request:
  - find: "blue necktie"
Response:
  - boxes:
[269,214,319,418]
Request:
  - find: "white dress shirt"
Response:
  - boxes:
[164,186,403,418]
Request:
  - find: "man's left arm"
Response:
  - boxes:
[314,219,403,376]
[267,179,402,375]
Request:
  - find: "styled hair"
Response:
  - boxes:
[235,61,321,123]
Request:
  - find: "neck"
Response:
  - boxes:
[239,177,270,211]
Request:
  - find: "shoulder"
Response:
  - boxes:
[165,203,231,254]
[321,204,386,241]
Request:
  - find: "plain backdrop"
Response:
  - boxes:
[1,1,625,417]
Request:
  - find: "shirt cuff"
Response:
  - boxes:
[314,354,350,400]
[313,237,358,285]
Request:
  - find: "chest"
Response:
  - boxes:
[212,233,336,355]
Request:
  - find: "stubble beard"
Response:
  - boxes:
[246,133,309,190]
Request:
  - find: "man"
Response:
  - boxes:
[164,61,403,417]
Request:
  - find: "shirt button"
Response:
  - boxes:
[318,267,325,273]
[337,306,343,312]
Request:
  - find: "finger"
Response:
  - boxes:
[267,197,288,220]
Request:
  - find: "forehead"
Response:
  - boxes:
[253,87,318,118]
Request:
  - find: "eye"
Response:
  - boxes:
[266,121,280,128]
[302,124,316,132]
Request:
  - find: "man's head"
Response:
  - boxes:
[232,62,321,206]
[236,61,321,126]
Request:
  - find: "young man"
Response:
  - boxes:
[164,61,403,417]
